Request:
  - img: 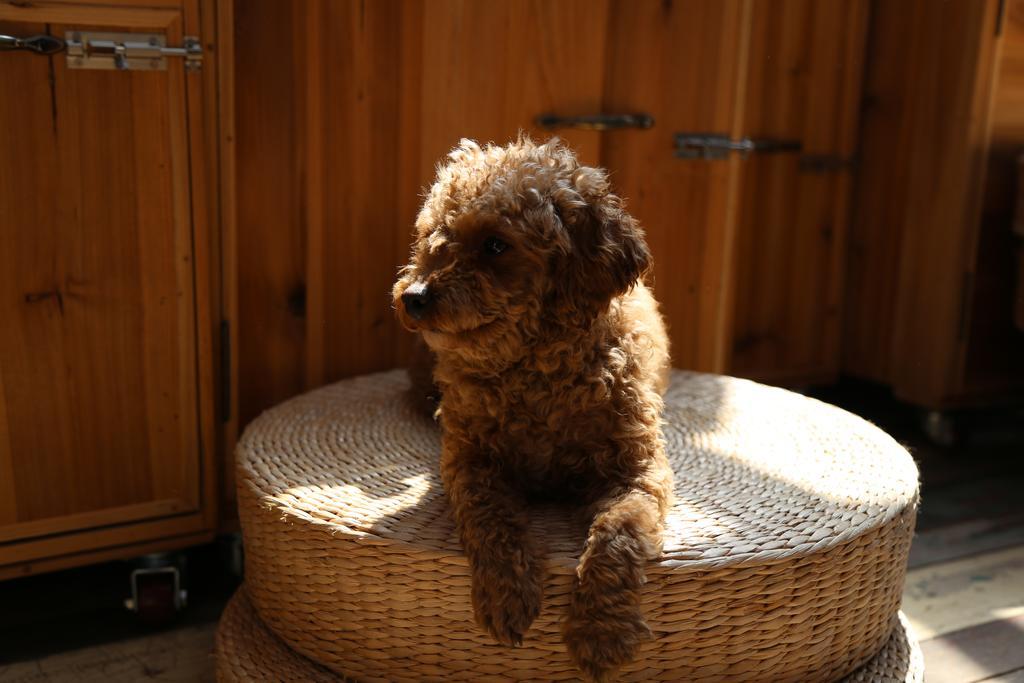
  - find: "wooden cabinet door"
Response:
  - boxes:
[406,0,752,374]
[577,0,866,380]
[845,0,1008,407]
[0,1,214,568]
[729,0,868,385]
[601,0,749,373]
[228,0,873,465]
[398,0,615,359]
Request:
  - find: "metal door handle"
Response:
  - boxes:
[0,34,65,55]
[536,113,654,131]
[675,133,802,160]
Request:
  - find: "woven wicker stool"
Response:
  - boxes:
[233,370,920,682]
[215,587,923,682]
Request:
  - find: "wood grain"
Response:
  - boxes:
[844,0,1005,406]
[0,19,63,529]
[216,0,240,525]
[730,0,868,385]
[0,499,194,545]
[225,0,877,433]
[0,528,213,582]
[1,511,210,568]
[0,362,14,526]
[0,14,198,528]
[842,1,916,385]
[320,0,404,382]
[992,0,1024,146]
[191,0,220,532]
[300,0,327,389]
[902,544,1024,640]
[963,0,1024,398]
[601,0,747,372]
[233,0,307,428]
[918,613,1024,683]
[0,3,179,28]
[0,0,217,574]
[910,513,1024,569]
[229,0,615,425]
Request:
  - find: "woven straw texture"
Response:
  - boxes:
[215,587,923,683]
[216,587,340,683]
[237,370,920,682]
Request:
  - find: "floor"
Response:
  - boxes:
[0,624,217,683]
[0,541,237,682]
[0,381,1021,683]
[812,382,1024,683]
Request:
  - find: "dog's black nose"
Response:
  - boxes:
[401,283,432,320]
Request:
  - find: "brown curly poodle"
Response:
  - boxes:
[393,137,673,681]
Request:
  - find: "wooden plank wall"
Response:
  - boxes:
[235,1,315,430]
[233,0,611,436]
[729,0,867,385]
[843,0,1003,406]
[599,0,749,374]
[231,1,871,443]
[965,0,1024,395]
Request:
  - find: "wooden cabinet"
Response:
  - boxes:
[730,1,868,385]
[0,0,219,578]
[845,0,1024,408]
[227,0,870,459]
[3,0,1015,575]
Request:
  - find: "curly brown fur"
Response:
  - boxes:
[393,137,673,681]
[406,335,441,418]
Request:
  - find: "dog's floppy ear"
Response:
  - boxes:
[555,166,652,309]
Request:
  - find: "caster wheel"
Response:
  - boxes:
[124,556,188,624]
[921,410,959,448]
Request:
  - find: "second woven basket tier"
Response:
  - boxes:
[234,370,920,682]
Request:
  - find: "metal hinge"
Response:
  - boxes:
[537,113,654,131]
[220,320,231,423]
[675,133,802,160]
[65,31,202,71]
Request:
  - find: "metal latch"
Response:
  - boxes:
[536,113,655,131]
[65,31,202,71]
[675,133,802,160]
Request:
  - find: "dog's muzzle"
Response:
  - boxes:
[401,282,433,321]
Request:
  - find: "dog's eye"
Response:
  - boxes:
[483,236,509,256]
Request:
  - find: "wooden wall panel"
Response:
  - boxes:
[232,0,940,445]
[234,1,308,427]
[412,0,610,172]
[844,0,1003,406]
[730,0,867,385]
[318,0,404,383]
[601,0,748,372]
[841,1,913,385]
[963,0,1024,395]
[992,0,1024,144]
[400,0,613,363]
[889,0,1002,404]
[231,0,873,438]
[232,0,615,432]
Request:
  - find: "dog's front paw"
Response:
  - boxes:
[563,604,652,682]
[470,560,543,647]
